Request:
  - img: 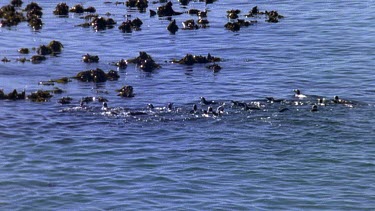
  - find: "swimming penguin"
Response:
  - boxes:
[167,102,173,110]
[310,104,318,112]
[211,106,225,116]
[231,100,247,107]
[278,107,289,112]
[244,103,261,111]
[333,95,350,104]
[265,97,284,103]
[294,89,307,99]
[101,102,120,115]
[190,104,198,114]
[200,97,217,105]
[128,111,147,116]
[101,102,109,111]
[216,105,224,114]
[332,96,354,107]
[147,103,155,109]
[317,98,326,106]
[202,106,213,117]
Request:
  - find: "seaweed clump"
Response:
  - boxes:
[82,54,99,63]
[245,6,284,23]
[224,19,256,32]
[30,55,46,63]
[157,2,182,17]
[91,16,116,30]
[69,5,96,13]
[76,16,116,30]
[25,2,43,30]
[0,4,26,27]
[172,53,221,65]
[53,3,69,16]
[118,18,143,33]
[167,19,178,34]
[182,19,198,30]
[27,90,53,102]
[226,9,240,19]
[58,97,72,104]
[114,59,128,69]
[11,0,23,7]
[18,48,29,54]
[116,86,134,97]
[75,68,120,82]
[126,0,148,12]
[126,52,160,72]
[0,89,25,100]
[36,40,64,55]
[265,10,284,23]
[206,64,222,72]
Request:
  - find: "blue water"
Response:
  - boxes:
[1,0,375,210]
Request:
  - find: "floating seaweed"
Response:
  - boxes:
[116,85,134,97]
[126,0,148,12]
[91,17,116,30]
[224,19,256,32]
[58,97,72,104]
[30,55,46,63]
[11,0,23,7]
[53,3,69,16]
[50,77,71,84]
[0,4,25,27]
[69,4,96,13]
[157,2,182,17]
[182,19,198,30]
[114,59,128,69]
[206,64,222,72]
[118,18,142,33]
[126,52,160,72]
[245,6,284,23]
[82,54,99,63]
[227,9,240,19]
[18,48,29,54]
[69,4,84,13]
[0,89,25,100]
[27,90,53,102]
[172,53,221,65]
[75,68,120,82]
[167,19,178,34]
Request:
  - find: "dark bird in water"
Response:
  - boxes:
[333,95,346,104]
[128,111,147,116]
[147,103,154,109]
[200,97,217,105]
[231,100,247,107]
[332,96,355,107]
[244,104,261,111]
[266,97,284,103]
[214,106,225,116]
[294,89,306,99]
[190,104,198,114]
[310,105,318,112]
[278,107,289,113]
[201,106,211,116]
[216,105,224,113]
[317,98,326,106]
[102,102,109,111]
[167,102,173,110]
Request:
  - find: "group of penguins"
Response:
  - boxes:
[61,89,361,119]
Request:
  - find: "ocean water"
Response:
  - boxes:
[1,0,375,210]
